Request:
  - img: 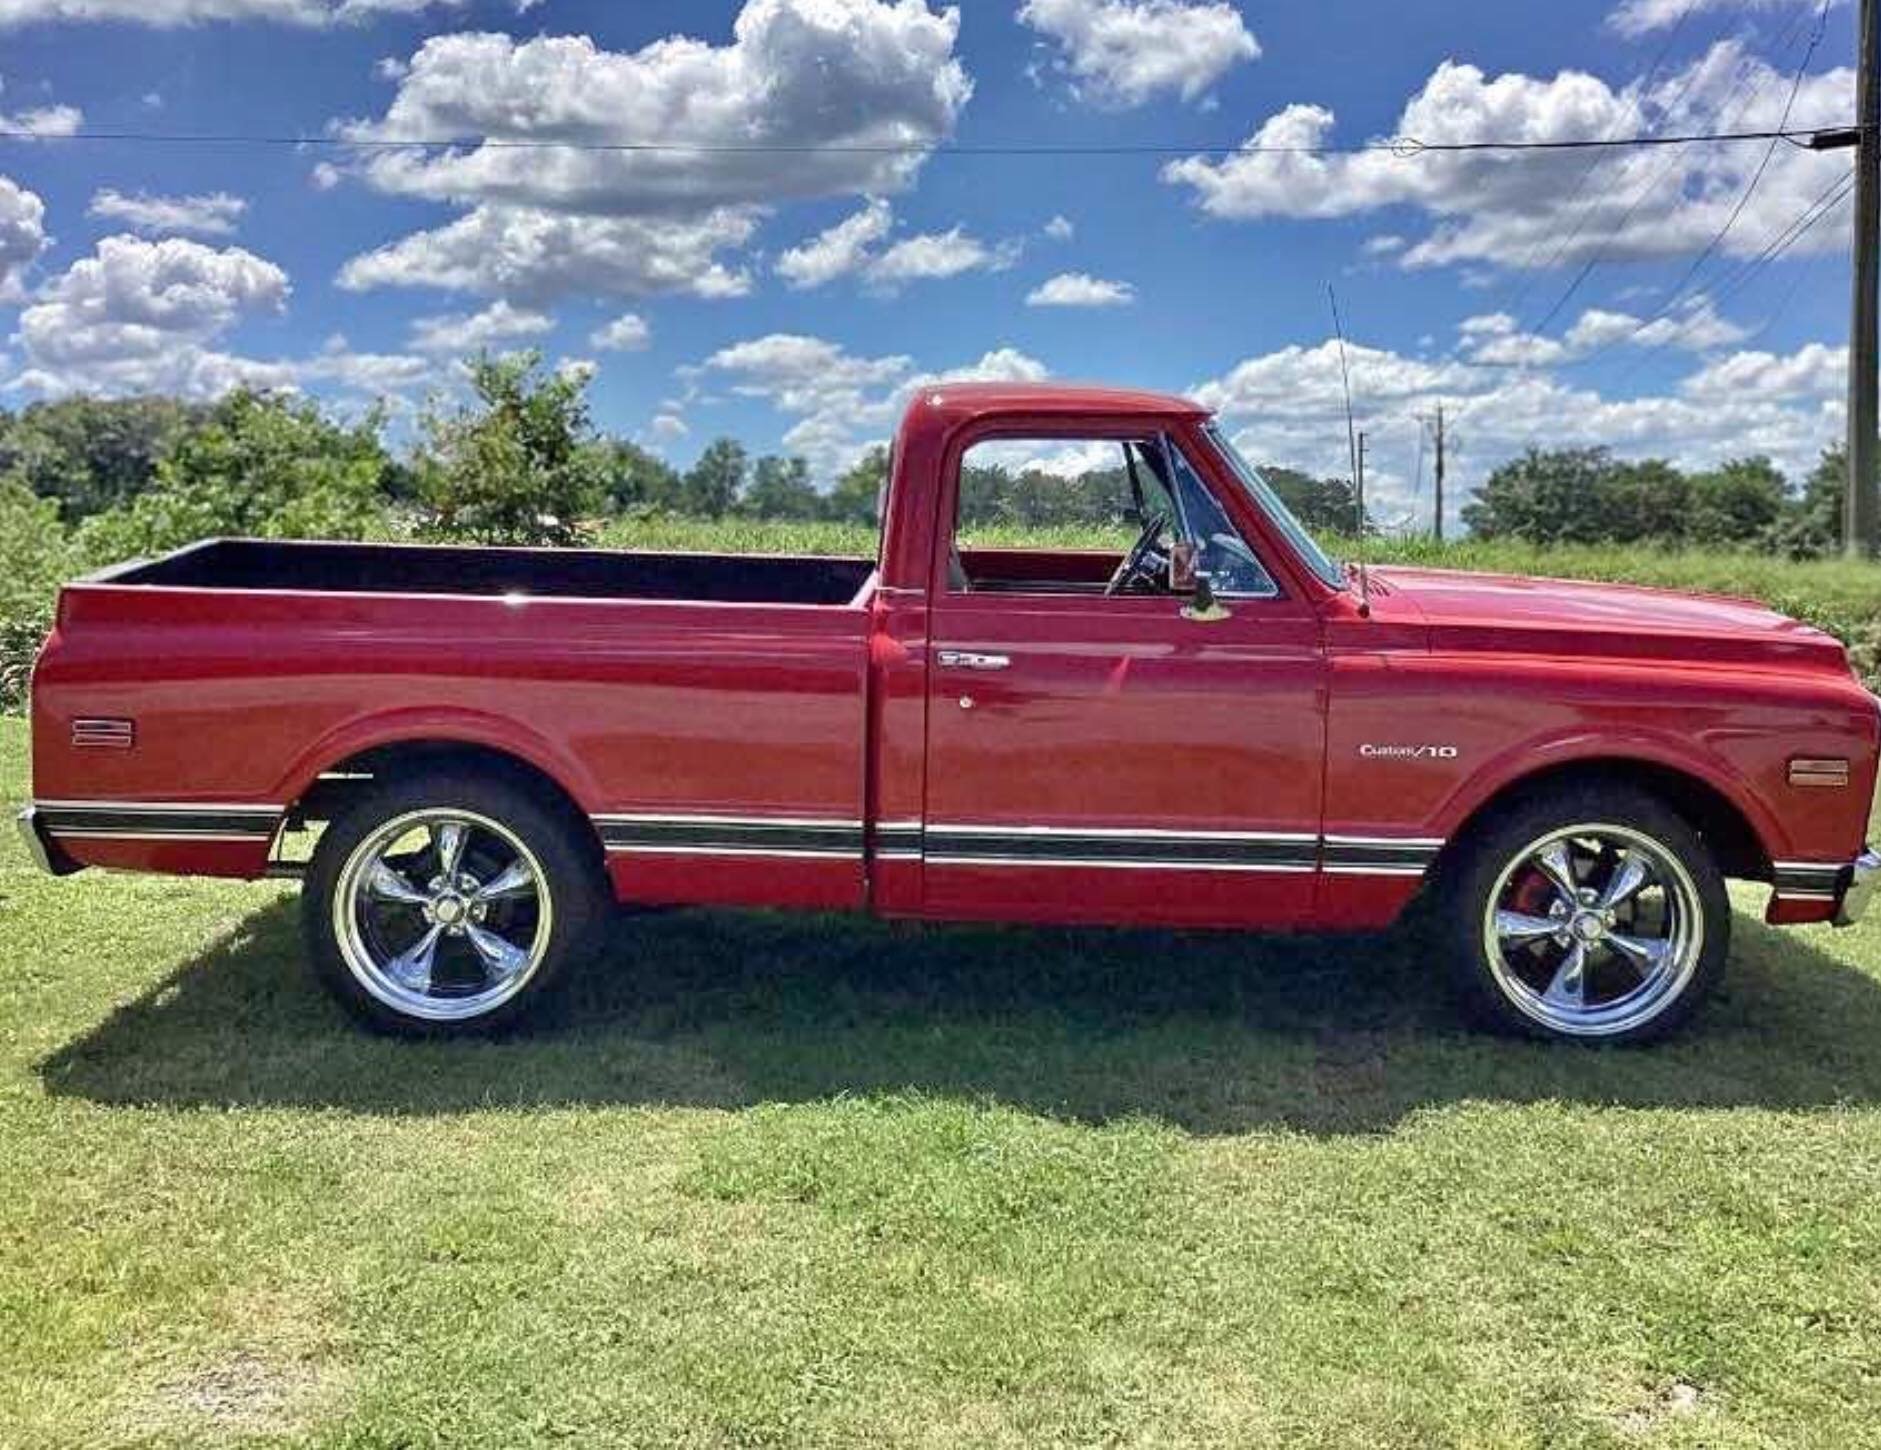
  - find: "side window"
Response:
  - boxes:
[949,434,1275,598]
[955,438,1162,550]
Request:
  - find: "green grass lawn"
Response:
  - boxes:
[3,715,1880,1448]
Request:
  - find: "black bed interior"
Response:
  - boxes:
[115,539,876,607]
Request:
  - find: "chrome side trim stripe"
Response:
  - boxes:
[925,823,1319,843]
[596,816,863,858]
[595,813,1440,876]
[923,828,1317,869]
[35,798,284,814]
[36,801,282,840]
[1322,836,1443,873]
[594,811,865,829]
[923,855,1317,873]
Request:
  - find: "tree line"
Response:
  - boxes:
[0,350,1856,562]
[1463,445,1854,558]
[0,352,1371,552]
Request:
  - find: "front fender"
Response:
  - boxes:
[1430,726,1790,863]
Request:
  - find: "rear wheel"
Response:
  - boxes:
[1439,786,1729,1043]
[302,771,607,1035]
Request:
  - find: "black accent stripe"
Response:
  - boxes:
[39,806,279,838]
[598,819,863,856]
[590,814,1443,875]
[923,830,1317,868]
[1323,840,1442,869]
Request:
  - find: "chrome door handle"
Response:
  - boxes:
[937,650,1011,671]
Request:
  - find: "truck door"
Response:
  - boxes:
[920,426,1326,927]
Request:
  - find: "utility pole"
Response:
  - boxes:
[1356,430,1368,536]
[1848,0,1880,557]
[1432,402,1447,543]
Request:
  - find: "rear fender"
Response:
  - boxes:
[271,707,605,820]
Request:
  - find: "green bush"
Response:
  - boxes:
[75,390,392,567]
[0,476,80,712]
[0,395,204,521]
[414,352,604,547]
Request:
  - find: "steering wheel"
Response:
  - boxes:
[1105,513,1170,596]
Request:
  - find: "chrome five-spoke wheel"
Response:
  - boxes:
[1440,785,1728,1043]
[333,808,554,1023]
[1482,823,1704,1038]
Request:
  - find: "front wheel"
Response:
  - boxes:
[302,771,607,1035]
[1439,786,1729,1043]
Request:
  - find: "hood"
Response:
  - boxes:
[1363,565,1850,673]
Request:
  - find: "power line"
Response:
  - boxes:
[1519,1,1827,346]
[0,124,1852,157]
[1606,167,1853,376]
[1449,167,1852,378]
[1499,0,1710,319]
[1594,0,1835,355]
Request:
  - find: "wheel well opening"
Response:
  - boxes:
[1443,759,1770,883]
[289,740,604,869]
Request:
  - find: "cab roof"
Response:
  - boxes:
[913,381,1208,420]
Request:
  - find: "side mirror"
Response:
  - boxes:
[1181,572,1232,623]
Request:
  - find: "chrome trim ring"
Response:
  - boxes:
[1482,822,1705,1038]
[333,807,553,1023]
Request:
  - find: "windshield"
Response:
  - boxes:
[1202,423,1347,591]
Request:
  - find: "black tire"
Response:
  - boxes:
[301,769,608,1036]
[1437,783,1729,1044]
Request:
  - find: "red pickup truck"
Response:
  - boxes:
[19,382,1880,1043]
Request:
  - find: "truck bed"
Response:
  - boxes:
[32,535,879,907]
[104,538,877,607]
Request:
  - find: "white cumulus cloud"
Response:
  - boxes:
[867,226,1020,288]
[0,78,81,135]
[0,0,465,25]
[10,234,290,396]
[777,198,894,289]
[87,188,248,237]
[700,332,1046,477]
[1018,0,1258,108]
[1025,271,1134,307]
[409,298,554,355]
[4,235,438,405]
[331,2,971,302]
[1163,42,1850,270]
[1606,0,1841,38]
[1455,296,1748,366]
[590,313,651,351]
[1192,332,1844,526]
[0,174,48,302]
[774,200,1019,291]
[337,206,757,303]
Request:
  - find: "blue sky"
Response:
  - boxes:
[0,0,1858,523]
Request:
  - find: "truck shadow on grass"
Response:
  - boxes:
[38,896,1881,1136]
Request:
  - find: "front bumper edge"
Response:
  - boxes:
[1836,847,1880,927]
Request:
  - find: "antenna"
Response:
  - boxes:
[1327,285,1371,618]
